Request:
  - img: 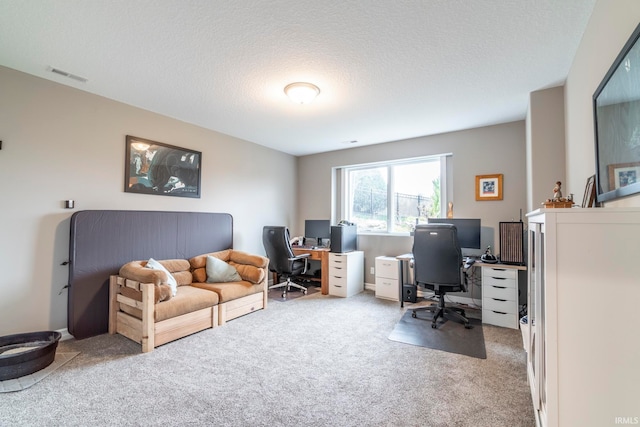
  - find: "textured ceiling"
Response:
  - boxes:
[0,0,596,156]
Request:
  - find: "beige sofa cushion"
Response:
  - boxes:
[191,281,263,303]
[120,285,219,322]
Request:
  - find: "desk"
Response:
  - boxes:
[291,247,330,295]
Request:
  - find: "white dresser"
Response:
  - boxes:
[526,208,640,427]
[374,256,400,301]
[328,251,364,297]
[480,264,524,329]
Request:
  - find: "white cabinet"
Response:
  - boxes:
[526,208,640,427]
[375,256,399,301]
[328,251,364,297]
[481,266,520,329]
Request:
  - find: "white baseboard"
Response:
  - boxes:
[56,328,74,341]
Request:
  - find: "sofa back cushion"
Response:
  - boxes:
[146,258,178,296]
[190,250,267,285]
[119,259,193,287]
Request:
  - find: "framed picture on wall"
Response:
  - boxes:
[124,135,201,198]
[475,174,503,201]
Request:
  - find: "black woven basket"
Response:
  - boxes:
[0,331,61,381]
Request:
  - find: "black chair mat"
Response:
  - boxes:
[388,308,486,359]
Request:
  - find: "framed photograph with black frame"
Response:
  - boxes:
[124,135,201,198]
[475,174,503,201]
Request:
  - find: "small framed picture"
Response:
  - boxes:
[475,174,503,201]
[607,162,640,191]
[125,135,201,198]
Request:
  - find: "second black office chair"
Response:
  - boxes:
[412,223,471,329]
[262,226,310,298]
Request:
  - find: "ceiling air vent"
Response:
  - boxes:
[47,66,88,83]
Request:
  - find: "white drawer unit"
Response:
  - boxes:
[375,256,400,301]
[328,251,364,297]
[481,266,519,329]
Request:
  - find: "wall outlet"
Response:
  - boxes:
[370,267,375,275]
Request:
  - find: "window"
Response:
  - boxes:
[338,155,450,233]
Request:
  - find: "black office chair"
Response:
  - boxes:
[411,223,471,329]
[262,226,311,298]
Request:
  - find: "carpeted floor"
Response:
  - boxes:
[0,291,535,427]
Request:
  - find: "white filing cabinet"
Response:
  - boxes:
[375,256,400,301]
[481,265,520,329]
[328,251,364,297]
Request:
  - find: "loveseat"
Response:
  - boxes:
[109,249,269,352]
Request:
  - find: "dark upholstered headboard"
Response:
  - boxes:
[68,210,233,339]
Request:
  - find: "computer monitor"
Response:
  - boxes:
[427,218,481,254]
[304,219,331,247]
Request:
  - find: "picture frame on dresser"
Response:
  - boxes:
[582,174,597,208]
[124,135,202,198]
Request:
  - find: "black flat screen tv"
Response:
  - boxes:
[593,23,640,203]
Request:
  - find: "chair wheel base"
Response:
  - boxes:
[411,300,471,330]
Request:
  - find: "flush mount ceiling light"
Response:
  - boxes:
[284,82,320,104]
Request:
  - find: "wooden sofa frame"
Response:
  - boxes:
[218,290,266,326]
[109,276,219,353]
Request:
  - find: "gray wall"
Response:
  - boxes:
[297,121,528,293]
[527,86,566,213]
[565,0,640,207]
[5,0,635,335]
[0,66,297,336]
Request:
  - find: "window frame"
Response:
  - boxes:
[335,154,451,235]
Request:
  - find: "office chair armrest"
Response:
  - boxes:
[289,253,310,274]
[289,253,311,260]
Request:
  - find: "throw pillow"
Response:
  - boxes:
[146,258,178,296]
[206,255,242,283]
